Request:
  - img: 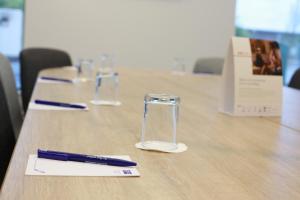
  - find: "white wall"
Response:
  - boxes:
[24,0,236,70]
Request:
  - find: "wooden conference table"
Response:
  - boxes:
[1,67,300,200]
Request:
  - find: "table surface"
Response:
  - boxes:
[1,67,300,200]
[268,86,300,132]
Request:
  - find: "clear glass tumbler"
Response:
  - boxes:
[91,72,119,105]
[76,59,94,82]
[141,94,180,151]
[99,54,114,74]
[172,57,186,75]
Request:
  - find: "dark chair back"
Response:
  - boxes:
[193,57,224,75]
[289,68,300,90]
[0,54,23,139]
[0,55,16,187]
[20,48,72,111]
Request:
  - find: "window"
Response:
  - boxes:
[0,0,24,89]
[235,0,300,85]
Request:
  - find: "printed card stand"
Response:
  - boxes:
[220,37,283,116]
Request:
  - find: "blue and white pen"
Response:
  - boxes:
[37,149,137,167]
[34,99,86,109]
[40,76,73,83]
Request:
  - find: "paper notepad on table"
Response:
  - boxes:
[37,77,74,84]
[26,155,140,177]
[28,102,88,111]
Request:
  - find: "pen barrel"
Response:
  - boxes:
[38,149,68,161]
[37,149,137,167]
[34,100,86,109]
[73,155,137,167]
[41,76,73,83]
[104,158,137,167]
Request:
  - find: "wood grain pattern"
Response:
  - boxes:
[1,67,300,200]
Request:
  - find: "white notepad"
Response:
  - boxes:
[28,102,88,111]
[25,155,140,177]
[37,77,74,84]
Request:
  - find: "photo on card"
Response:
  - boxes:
[250,39,282,76]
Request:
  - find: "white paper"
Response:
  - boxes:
[28,102,88,111]
[37,77,74,84]
[26,155,140,177]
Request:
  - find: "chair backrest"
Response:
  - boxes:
[288,68,300,90]
[193,57,224,75]
[20,48,72,111]
[0,54,18,186]
[0,53,23,139]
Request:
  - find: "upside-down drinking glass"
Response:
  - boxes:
[76,59,94,82]
[141,93,180,151]
[91,72,119,105]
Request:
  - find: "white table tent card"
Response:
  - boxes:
[220,37,283,116]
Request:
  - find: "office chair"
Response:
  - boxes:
[0,53,22,186]
[0,53,23,139]
[288,68,300,90]
[193,57,224,75]
[20,48,72,111]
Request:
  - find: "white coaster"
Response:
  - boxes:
[90,100,122,106]
[73,78,92,83]
[135,142,187,153]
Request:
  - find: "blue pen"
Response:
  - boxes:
[34,99,86,109]
[37,149,137,167]
[40,76,73,83]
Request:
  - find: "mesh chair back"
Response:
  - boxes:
[193,57,224,75]
[0,53,23,139]
[20,48,72,111]
[289,68,300,90]
[0,54,17,187]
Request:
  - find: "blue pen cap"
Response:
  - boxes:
[38,149,69,161]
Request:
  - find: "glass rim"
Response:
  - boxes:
[144,93,180,105]
[96,72,118,78]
